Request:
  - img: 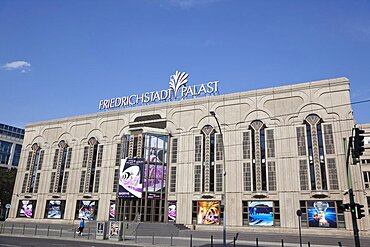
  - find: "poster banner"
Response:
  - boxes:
[197,201,220,225]
[307,201,337,228]
[248,201,273,226]
[109,201,115,220]
[18,200,35,218]
[118,158,144,198]
[46,200,64,219]
[168,201,176,222]
[144,164,166,193]
[109,221,120,238]
[78,200,97,220]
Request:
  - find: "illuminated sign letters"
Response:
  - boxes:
[99,71,219,110]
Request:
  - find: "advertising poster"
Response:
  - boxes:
[118,158,144,198]
[109,221,120,238]
[47,200,64,219]
[109,201,115,220]
[144,164,166,193]
[307,201,337,228]
[19,200,34,218]
[248,201,273,226]
[168,201,176,222]
[197,201,220,225]
[78,200,97,220]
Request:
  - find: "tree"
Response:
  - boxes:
[0,168,17,219]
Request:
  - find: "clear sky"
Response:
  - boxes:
[1,0,370,128]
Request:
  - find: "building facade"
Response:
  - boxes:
[8,77,370,234]
[0,123,24,170]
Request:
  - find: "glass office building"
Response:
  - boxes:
[0,123,24,169]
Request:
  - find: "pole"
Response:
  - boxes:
[346,137,361,247]
[210,111,226,246]
[298,216,302,247]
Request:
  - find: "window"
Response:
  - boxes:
[113,168,119,192]
[171,138,178,163]
[327,158,339,190]
[299,160,309,191]
[65,148,72,169]
[266,129,275,158]
[49,172,56,193]
[94,170,100,193]
[364,172,370,189]
[82,147,89,168]
[79,171,86,193]
[170,166,177,192]
[215,134,223,161]
[296,127,307,156]
[97,145,103,167]
[242,201,280,226]
[0,140,12,164]
[243,162,251,191]
[51,141,71,193]
[243,132,251,159]
[195,136,202,162]
[21,173,29,193]
[12,144,22,166]
[52,149,59,169]
[215,164,223,192]
[33,173,40,193]
[26,152,32,170]
[194,165,201,192]
[268,161,276,191]
[299,201,345,228]
[62,171,69,193]
[323,124,335,154]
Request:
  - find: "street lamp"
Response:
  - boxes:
[210,111,227,246]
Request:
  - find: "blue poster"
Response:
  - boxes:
[248,201,273,226]
[307,201,337,228]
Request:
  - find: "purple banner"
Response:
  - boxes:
[118,158,144,198]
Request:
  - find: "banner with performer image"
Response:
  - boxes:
[109,201,116,220]
[46,200,65,219]
[248,201,274,226]
[307,201,337,228]
[168,201,176,222]
[197,201,220,225]
[77,200,97,220]
[118,158,145,198]
[18,200,36,218]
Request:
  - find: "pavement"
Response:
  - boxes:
[1,222,369,247]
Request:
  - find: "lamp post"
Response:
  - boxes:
[210,111,226,246]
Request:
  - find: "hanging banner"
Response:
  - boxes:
[118,158,144,198]
[307,201,337,228]
[197,201,220,225]
[168,201,177,222]
[248,201,274,226]
[109,201,116,220]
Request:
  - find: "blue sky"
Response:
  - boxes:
[1,0,370,128]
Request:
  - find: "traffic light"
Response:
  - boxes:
[356,204,366,219]
[352,128,365,164]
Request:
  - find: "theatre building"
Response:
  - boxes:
[8,75,370,234]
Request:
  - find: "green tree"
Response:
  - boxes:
[0,168,17,218]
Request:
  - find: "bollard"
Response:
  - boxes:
[338,242,342,247]
[74,228,76,238]
[135,231,137,243]
[233,236,236,247]
[281,239,284,247]
[34,225,38,235]
[60,227,63,237]
[171,233,173,246]
[211,235,213,247]
[256,237,259,247]
[22,224,25,235]
[190,234,193,247]
[308,242,311,247]
[88,227,90,239]
[11,224,14,235]
[47,226,50,236]
[152,232,155,245]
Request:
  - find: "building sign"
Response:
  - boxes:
[98,71,219,110]
[118,158,145,198]
[248,201,273,226]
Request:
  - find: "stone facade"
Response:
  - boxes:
[8,77,370,234]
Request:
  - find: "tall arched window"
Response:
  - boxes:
[242,120,276,192]
[297,114,338,191]
[49,140,72,194]
[22,143,44,194]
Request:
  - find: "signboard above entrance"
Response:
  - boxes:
[98,71,219,110]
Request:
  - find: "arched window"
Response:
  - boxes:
[49,140,72,194]
[22,143,44,194]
